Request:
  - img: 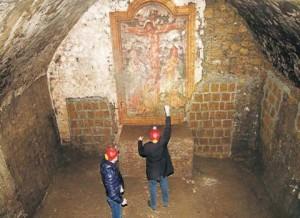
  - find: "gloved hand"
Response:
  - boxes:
[164,105,170,117]
[138,136,143,141]
[121,198,127,207]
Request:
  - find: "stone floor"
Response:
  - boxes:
[34,157,276,218]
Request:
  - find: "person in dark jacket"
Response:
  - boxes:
[100,146,127,218]
[138,105,174,210]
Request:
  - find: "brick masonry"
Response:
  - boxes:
[203,0,268,77]
[260,72,300,217]
[261,74,285,148]
[49,0,273,160]
[194,0,273,158]
[189,81,238,158]
[58,0,273,162]
[0,0,299,217]
[66,97,116,154]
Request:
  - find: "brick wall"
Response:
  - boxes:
[203,0,267,76]
[66,97,116,154]
[260,72,300,217]
[261,74,285,148]
[192,0,273,158]
[188,81,238,158]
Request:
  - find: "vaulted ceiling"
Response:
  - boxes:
[0,0,97,104]
[229,0,300,86]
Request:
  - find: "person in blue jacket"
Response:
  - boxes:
[138,105,174,211]
[100,146,127,218]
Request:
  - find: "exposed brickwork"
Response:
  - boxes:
[189,81,238,158]
[0,0,99,216]
[260,72,300,218]
[261,74,285,149]
[203,0,268,77]
[1,0,299,217]
[195,0,273,159]
[66,97,116,154]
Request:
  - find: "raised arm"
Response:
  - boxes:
[125,26,147,36]
[160,105,171,145]
[156,22,183,34]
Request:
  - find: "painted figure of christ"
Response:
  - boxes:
[124,19,183,106]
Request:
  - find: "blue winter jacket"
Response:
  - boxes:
[100,158,124,204]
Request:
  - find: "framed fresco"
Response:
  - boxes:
[110,0,196,125]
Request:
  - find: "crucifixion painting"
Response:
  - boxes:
[110,0,196,125]
[121,5,186,115]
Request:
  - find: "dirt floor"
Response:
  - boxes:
[34,157,276,218]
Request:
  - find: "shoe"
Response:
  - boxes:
[148,200,156,211]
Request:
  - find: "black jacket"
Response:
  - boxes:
[100,158,124,203]
[138,116,174,180]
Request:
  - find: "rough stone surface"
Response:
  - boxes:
[229,0,300,87]
[0,0,97,107]
[189,0,272,158]
[260,71,300,218]
[202,0,269,77]
[0,149,24,217]
[0,0,97,216]
[0,77,60,217]
[0,0,299,217]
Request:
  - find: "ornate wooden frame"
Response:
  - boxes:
[110,0,196,125]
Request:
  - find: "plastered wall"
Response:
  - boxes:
[47,0,206,144]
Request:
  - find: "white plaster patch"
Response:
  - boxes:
[47,0,130,141]
[195,0,206,83]
[173,0,206,83]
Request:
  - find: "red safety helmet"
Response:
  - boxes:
[149,126,160,142]
[105,146,119,161]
